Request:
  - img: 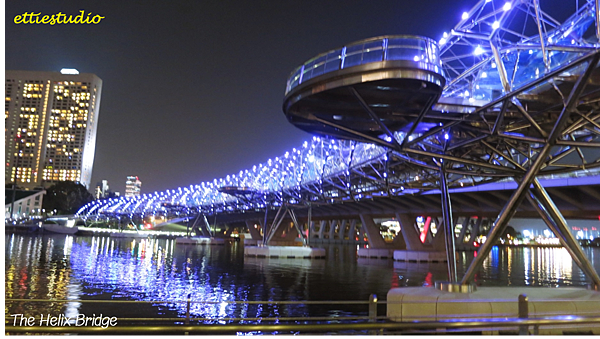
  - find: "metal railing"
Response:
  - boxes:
[6,294,600,335]
[6,296,381,324]
[285,35,442,94]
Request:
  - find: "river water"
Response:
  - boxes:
[5,233,600,322]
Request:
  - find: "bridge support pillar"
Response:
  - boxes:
[440,166,458,283]
[348,220,357,242]
[395,213,428,251]
[245,220,262,240]
[392,213,447,262]
[359,214,387,249]
[348,219,356,242]
[283,223,299,240]
[339,220,347,240]
[307,221,315,239]
[328,220,338,240]
[318,220,326,239]
[391,228,406,249]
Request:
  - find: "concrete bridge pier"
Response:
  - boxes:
[280,221,300,242]
[316,220,326,239]
[244,220,263,245]
[306,220,315,240]
[327,220,338,240]
[357,214,404,259]
[304,218,366,244]
[338,220,347,241]
[454,216,483,251]
[348,220,357,242]
[244,208,325,259]
[360,214,388,249]
[389,213,448,263]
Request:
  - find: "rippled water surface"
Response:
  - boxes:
[5,233,600,320]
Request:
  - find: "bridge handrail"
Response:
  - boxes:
[5,296,600,334]
[285,35,442,95]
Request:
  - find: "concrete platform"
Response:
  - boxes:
[110,232,151,238]
[357,248,395,259]
[244,246,326,259]
[244,239,260,246]
[175,237,226,245]
[387,286,600,334]
[393,250,447,262]
[244,239,304,246]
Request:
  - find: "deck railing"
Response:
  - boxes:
[6,294,600,335]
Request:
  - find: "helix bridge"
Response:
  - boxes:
[78,0,600,242]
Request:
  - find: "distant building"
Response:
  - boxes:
[125,176,141,197]
[94,179,110,199]
[94,186,102,200]
[5,189,45,220]
[5,69,103,190]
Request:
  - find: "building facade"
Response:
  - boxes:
[94,179,110,199]
[5,189,46,220]
[125,176,141,197]
[5,69,102,190]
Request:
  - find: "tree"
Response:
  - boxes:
[42,181,95,215]
[504,226,518,238]
[5,182,25,190]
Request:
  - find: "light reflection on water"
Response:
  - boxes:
[5,233,600,320]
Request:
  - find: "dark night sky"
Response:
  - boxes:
[6,0,482,193]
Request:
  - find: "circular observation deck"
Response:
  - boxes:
[283,35,445,141]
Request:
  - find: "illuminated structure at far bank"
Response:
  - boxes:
[78,0,600,249]
[125,176,142,197]
[5,69,103,189]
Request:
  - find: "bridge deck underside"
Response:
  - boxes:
[207,184,600,224]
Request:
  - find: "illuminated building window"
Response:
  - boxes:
[5,70,102,189]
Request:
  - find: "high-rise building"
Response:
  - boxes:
[5,69,103,190]
[125,176,141,197]
[94,179,110,199]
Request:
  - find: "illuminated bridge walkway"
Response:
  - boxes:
[78,0,600,278]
